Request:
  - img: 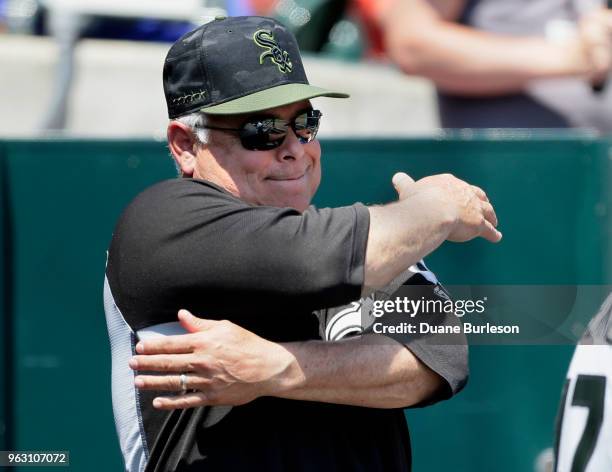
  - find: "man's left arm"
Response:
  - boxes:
[130,310,448,410]
[271,334,444,408]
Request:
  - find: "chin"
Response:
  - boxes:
[279,199,310,213]
[269,193,311,212]
[291,202,310,213]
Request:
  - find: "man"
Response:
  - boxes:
[104,16,501,471]
[375,0,612,129]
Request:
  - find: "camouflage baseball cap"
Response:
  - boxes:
[163,16,349,118]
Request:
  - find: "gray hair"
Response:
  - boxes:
[170,112,211,176]
[175,111,210,145]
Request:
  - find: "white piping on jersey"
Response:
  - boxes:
[103,276,149,472]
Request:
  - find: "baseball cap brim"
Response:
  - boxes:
[200,83,349,115]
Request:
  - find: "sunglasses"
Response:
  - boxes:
[199,109,322,151]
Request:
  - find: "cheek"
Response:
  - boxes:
[310,162,321,194]
[309,140,322,161]
[217,144,273,179]
[243,153,276,179]
[308,142,322,192]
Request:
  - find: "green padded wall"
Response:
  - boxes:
[1,136,610,471]
[2,140,175,471]
[0,144,8,452]
[315,137,611,471]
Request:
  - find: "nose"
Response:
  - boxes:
[275,127,305,162]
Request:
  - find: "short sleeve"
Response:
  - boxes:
[106,179,370,330]
[316,261,469,405]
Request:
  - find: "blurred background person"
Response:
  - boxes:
[371,0,612,130]
[0,0,439,138]
[6,0,612,136]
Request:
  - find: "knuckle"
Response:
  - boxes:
[190,377,203,389]
[205,391,219,405]
[441,173,455,184]
[193,332,206,345]
[218,319,232,329]
[192,392,207,405]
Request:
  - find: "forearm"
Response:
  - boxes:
[364,198,451,291]
[271,334,442,408]
[383,0,586,95]
[408,31,579,95]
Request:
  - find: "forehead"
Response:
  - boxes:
[207,100,312,126]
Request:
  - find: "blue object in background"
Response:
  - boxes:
[226,0,255,16]
[82,18,193,42]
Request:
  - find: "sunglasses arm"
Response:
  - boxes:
[199,125,242,132]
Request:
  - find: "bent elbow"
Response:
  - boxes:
[401,348,469,408]
[386,367,447,409]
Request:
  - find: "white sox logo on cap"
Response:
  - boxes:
[253,30,293,74]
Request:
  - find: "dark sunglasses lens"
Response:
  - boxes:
[240,118,287,150]
[238,110,321,150]
[293,110,321,143]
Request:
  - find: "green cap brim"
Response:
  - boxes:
[200,83,349,115]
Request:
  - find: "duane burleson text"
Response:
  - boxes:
[372,322,520,335]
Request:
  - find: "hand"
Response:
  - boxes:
[566,8,612,85]
[392,172,502,243]
[129,310,295,409]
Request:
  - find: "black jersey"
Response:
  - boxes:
[104,178,467,472]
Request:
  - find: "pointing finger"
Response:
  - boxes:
[482,201,498,227]
[481,219,503,243]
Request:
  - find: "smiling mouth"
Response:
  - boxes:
[267,170,308,181]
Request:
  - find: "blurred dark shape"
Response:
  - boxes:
[275,0,348,52]
[592,0,612,94]
[254,0,363,59]
[80,18,193,42]
[4,0,43,34]
[438,94,569,128]
[0,0,6,31]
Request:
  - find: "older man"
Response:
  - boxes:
[104,16,501,472]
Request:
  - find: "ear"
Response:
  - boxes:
[167,121,200,177]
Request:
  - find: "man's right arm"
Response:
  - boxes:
[108,173,499,327]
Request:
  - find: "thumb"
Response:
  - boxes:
[178,309,214,333]
[392,172,415,200]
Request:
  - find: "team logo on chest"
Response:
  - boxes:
[253,30,293,74]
